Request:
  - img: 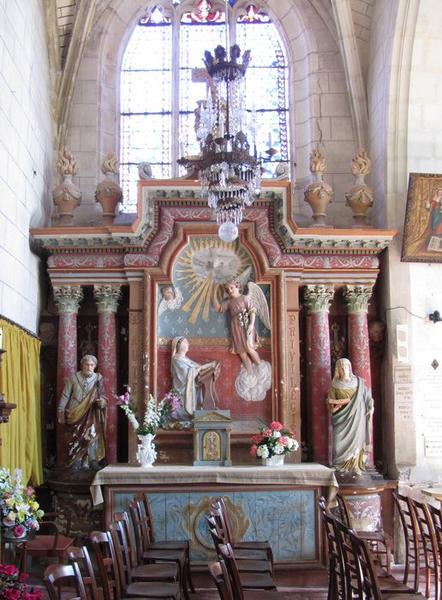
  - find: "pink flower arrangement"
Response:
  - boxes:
[250,421,299,460]
[0,563,42,599]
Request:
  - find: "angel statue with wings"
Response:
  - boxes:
[213,279,272,401]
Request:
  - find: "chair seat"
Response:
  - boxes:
[382,595,425,599]
[235,558,272,574]
[125,581,180,597]
[142,548,186,567]
[239,571,276,590]
[132,562,178,581]
[149,540,189,550]
[234,541,270,549]
[358,530,392,542]
[378,574,419,594]
[243,593,299,599]
[26,535,74,554]
[234,548,269,560]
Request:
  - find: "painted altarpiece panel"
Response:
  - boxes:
[155,235,274,430]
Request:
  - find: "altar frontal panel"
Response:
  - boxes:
[114,488,318,562]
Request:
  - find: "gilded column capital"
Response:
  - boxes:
[94,284,121,313]
[343,284,373,314]
[53,285,83,314]
[303,285,334,313]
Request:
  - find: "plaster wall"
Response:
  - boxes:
[0,0,53,332]
[407,0,442,482]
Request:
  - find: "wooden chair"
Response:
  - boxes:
[212,497,274,567]
[393,492,421,594]
[207,521,273,575]
[110,517,179,584]
[335,492,393,575]
[218,542,277,596]
[429,503,442,600]
[90,530,181,600]
[44,562,87,600]
[18,511,75,572]
[346,527,424,600]
[128,500,190,599]
[135,493,195,593]
[334,518,424,600]
[68,546,101,600]
[410,498,440,600]
[209,557,299,600]
[318,496,346,600]
[208,511,269,561]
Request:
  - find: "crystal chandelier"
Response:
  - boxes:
[178,3,261,242]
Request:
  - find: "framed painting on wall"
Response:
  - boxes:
[402,173,442,263]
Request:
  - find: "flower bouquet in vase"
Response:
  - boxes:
[250,421,299,466]
[0,468,44,539]
[117,388,181,467]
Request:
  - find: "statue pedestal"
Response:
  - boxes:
[193,410,232,467]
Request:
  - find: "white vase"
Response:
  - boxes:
[137,434,157,467]
[262,454,285,467]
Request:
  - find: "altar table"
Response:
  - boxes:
[91,463,337,564]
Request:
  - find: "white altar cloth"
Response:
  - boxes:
[90,463,338,505]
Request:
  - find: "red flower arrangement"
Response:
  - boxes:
[0,564,42,600]
[250,421,299,460]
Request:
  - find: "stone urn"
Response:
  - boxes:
[95,153,123,225]
[345,149,374,227]
[52,147,82,226]
[304,148,333,227]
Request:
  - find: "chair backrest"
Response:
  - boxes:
[137,493,157,541]
[410,497,439,599]
[109,521,133,588]
[90,530,122,600]
[218,542,244,600]
[317,497,346,600]
[128,499,145,564]
[208,561,234,600]
[392,491,420,592]
[68,546,100,600]
[114,511,138,569]
[335,493,352,528]
[130,496,155,556]
[347,528,383,600]
[207,522,227,559]
[334,518,366,599]
[214,497,235,543]
[44,562,87,600]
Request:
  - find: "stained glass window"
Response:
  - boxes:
[120,1,290,210]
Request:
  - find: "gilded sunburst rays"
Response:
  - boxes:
[175,238,251,324]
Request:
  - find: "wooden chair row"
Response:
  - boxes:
[394,492,442,600]
[44,492,193,600]
[319,495,425,600]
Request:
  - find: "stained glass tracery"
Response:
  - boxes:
[120,1,290,210]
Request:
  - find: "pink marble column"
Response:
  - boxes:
[343,284,373,389]
[94,284,121,464]
[304,284,334,465]
[343,284,374,463]
[53,285,83,466]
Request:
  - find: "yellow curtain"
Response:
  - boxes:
[0,318,43,485]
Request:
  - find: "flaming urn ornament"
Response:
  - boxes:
[304,148,333,227]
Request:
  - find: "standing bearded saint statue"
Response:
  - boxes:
[57,355,107,470]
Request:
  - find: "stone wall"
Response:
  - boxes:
[0,0,53,332]
[407,0,442,482]
[63,0,358,228]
